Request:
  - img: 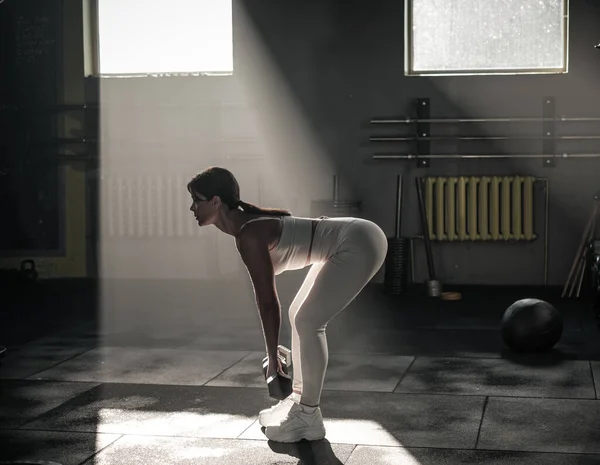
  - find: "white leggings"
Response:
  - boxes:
[288,218,388,406]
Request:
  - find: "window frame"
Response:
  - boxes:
[83,0,233,78]
[404,0,570,77]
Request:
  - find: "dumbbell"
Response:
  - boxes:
[261,345,293,400]
[261,345,292,377]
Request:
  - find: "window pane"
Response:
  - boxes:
[409,0,567,74]
[97,0,233,75]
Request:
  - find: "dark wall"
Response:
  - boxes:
[232,0,600,286]
[0,0,62,252]
[85,0,600,286]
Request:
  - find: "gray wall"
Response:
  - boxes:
[91,0,600,286]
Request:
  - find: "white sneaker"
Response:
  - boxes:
[259,392,300,427]
[264,403,326,443]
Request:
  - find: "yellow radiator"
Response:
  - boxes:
[424,176,536,241]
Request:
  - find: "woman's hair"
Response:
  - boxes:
[187,166,291,216]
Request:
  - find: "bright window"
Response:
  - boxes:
[406,0,569,76]
[96,0,233,76]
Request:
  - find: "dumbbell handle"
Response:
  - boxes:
[277,345,292,367]
[262,354,288,378]
[262,345,291,367]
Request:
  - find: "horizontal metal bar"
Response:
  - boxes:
[55,154,94,161]
[50,138,96,144]
[224,155,264,160]
[373,153,600,160]
[370,135,600,142]
[0,102,253,112]
[0,104,98,112]
[371,117,600,124]
[0,138,97,147]
[1,138,258,146]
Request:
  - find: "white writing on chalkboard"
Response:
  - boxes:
[14,15,55,65]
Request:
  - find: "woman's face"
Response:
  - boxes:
[189,189,216,226]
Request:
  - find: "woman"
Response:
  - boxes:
[188,166,388,443]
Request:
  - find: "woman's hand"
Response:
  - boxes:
[266,355,284,379]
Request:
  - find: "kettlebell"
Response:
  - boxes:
[20,260,38,281]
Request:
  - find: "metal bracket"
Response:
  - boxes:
[543,96,556,167]
[416,98,430,168]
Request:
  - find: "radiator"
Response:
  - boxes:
[423,176,536,242]
[100,173,205,238]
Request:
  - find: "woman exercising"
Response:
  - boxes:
[188,167,388,443]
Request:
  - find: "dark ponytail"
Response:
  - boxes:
[238,200,291,216]
[188,166,291,216]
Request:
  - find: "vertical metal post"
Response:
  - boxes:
[85,78,100,278]
[415,177,436,279]
[333,174,340,204]
[410,237,415,283]
[416,98,430,168]
[544,179,549,286]
[394,174,403,239]
[543,97,556,167]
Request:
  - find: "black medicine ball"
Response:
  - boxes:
[500,298,563,352]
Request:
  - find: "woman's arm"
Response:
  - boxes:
[236,232,281,365]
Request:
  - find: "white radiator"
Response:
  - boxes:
[100,173,206,238]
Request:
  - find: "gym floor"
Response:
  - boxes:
[1,279,600,464]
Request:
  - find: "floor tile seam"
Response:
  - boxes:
[15,346,598,364]
[8,384,103,430]
[4,428,600,458]
[345,443,600,457]
[397,354,595,362]
[12,380,596,401]
[19,347,99,380]
[474,396,489,449]
[6,380,596,401]
[199,351,255,386]
[152,350,598,362]
[590,361,599,399]
[236,418,258,439]
[391,357,416,392]
[74,433,124,465]
[390,390,598,401]
[296,385,597,401]
[343,445,359,464]
[1,378,101,385]
[12,427,264,440]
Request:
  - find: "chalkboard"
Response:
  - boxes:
[0,0,61,251]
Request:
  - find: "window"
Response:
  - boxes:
[90,0,233,76]
[405,0,569,76]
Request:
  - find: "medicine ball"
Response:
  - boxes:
[500,298,563,352]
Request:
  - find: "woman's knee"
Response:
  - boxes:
[293,311,327,335]
[289,305,300,327]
